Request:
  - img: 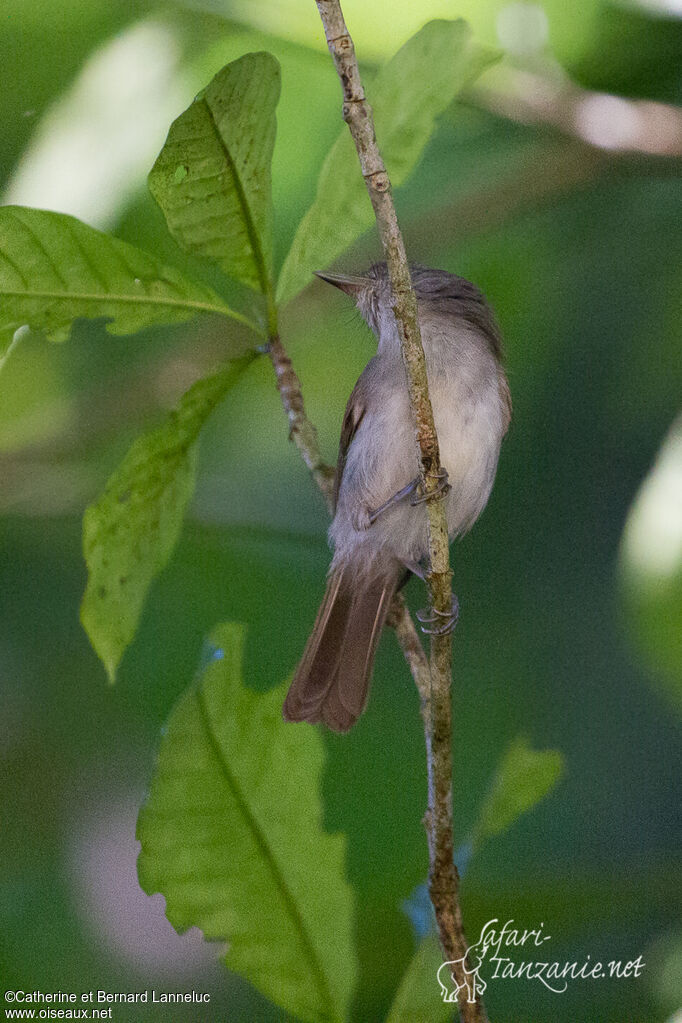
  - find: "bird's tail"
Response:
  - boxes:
[283,561,401,732]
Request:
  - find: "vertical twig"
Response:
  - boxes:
[313,3,486,1020]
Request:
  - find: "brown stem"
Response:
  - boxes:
[266,334,336,510]
[386,592,430,710]
[313,3,485,1020]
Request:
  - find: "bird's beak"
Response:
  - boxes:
[314,270,368,296]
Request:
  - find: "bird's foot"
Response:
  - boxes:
[416,594,460,636]
[363,468,450,529]
[410,467,451,506]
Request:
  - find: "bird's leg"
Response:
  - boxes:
[416,594,460,636]
[367,478,420,524]
[367,468,451,525]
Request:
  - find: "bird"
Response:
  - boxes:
[283,262,511,732]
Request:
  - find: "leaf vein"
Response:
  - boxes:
[0,288,255,328]
[203,105,271,302]
[195,685,337,1018]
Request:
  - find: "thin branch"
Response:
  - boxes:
[470,68,682,158]
[386,593,430,709]
[314,3,484,1020]
[267,333,336,509]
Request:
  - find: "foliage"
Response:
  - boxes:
[149,52,280,304]
[1,28,496,689]
[385,935,451,1023]
[137,631,564,1022]
[137,623,356,1023]
[0,29,522,1019]
[81,358,253,681]
[2,3,680,1022]
[0,205,254,358]
[277,19,497,305]
[472,736,565,847]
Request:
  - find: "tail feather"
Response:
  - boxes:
[333,581,394,720]
[283,563,400,732]
[319,680,356,732]
[286,570,349,714]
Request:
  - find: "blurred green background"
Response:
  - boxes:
[1,1,681,1020]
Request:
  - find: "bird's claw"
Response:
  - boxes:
[416,594,460,635]
[366,467,450,526]
[410,467,451,506]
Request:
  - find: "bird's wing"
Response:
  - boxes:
[499,372,512,436]
[333,378,366,512]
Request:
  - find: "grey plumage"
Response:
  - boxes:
[283,263,511,732]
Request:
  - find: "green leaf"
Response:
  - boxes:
[472,736,564,846]
[386,935,453,1023]
[80,358,254,682]
[276,20,498,306]
[0,206,256,356]
[137,623,357,1023]
[149,52,280,300]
